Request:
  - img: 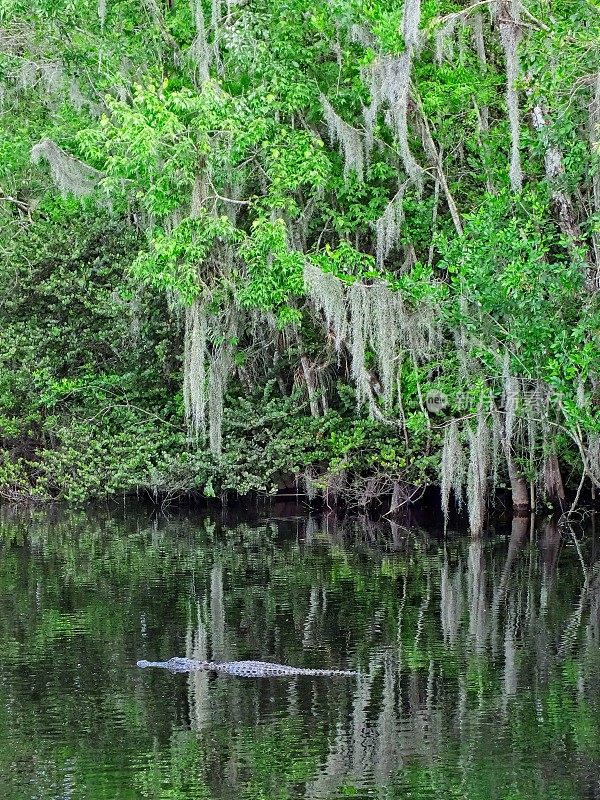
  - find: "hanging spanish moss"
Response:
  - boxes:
[349,24,377,48]
[375,185,405,267]
[402,0,421,51]
[362,100,378,155]
[587,435,600,485]
[499,0,523,192]
[211,0,221,31]
[440,393,530,535]
[471,13,487,68]
[190,0,210,80]
[504,373,519,447]
[40,62,63,94]
[191,172,210,217]
[369,54,424,187]
[31,139,102,197]
[348,282,372,405]
[304,262,439,415]
[435,19,456,65]
[69,80,86,111]
[183,298,238,454]
[592,71,600,148]
[321,95,365,181]
[164,209,185,235]
[207,313,236,454]
[17,61,37,91]
[369,282,404,407]
[183,298,208,439]
[208,345,226,455]
[441,419,464,526]
[576,376,586,409]
[98,0,107,28]
[467,411,490,537]
[303,262,348,351]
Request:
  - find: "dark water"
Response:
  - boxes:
[1,506,599,800]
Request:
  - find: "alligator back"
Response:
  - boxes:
[216,660,357,677]
[137,657,356,677]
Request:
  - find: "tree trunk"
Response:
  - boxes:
[300,355,320,418]
[543,452,565,508]
[387,480,406,519]
[507,457,530,515]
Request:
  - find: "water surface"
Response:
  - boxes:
[1,506,599,799]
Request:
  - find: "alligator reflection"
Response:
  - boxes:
[0,507,598,799]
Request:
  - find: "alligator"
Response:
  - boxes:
[137,657,357,678]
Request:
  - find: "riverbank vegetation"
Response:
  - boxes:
[1,0,599,530]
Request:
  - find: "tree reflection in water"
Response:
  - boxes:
[0,506,598,799]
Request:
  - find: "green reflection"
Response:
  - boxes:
[0,508,598,799]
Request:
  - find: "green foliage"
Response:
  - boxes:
[1,0,599,507]
[0,206,183,501]
[238,217,305,313]
[133,213,242,305]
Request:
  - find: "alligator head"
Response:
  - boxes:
[136,657,211,672]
